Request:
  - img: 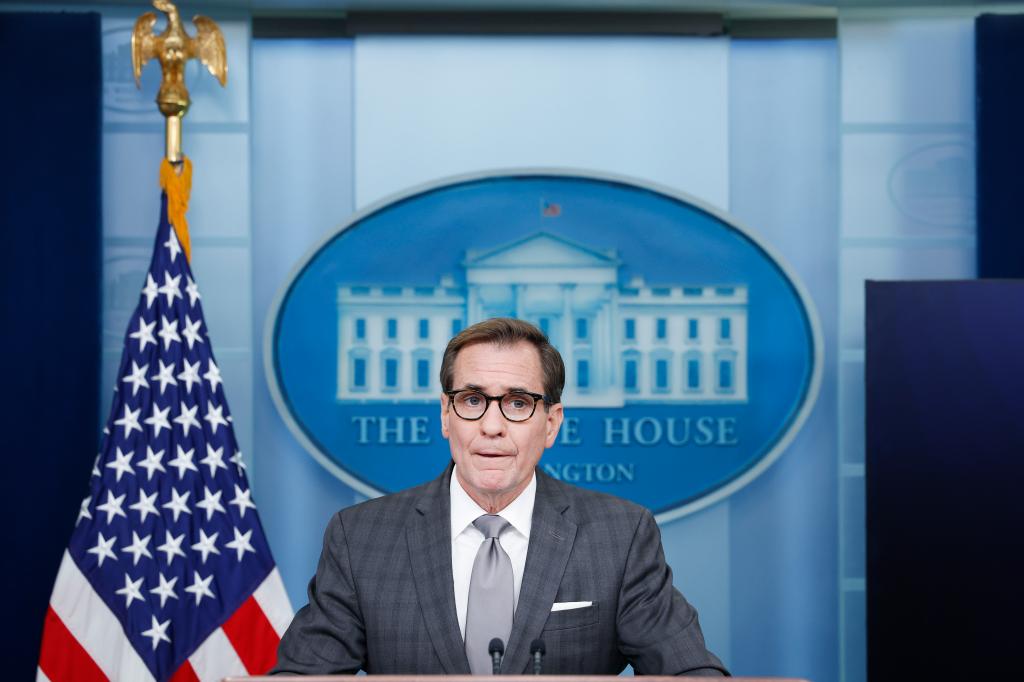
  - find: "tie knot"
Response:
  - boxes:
[473,514,510,539]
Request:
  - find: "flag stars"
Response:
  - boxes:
[113,405,143,439]
[122,531,154,566]
[191,528,221,563]
[144,403,172,438]
[184,571,215,606]
[158,272,183,307]
[122,361,150,396]
[185,275,201,307]
[115,573,145,608]
[174,401,201,436]
[76,495,92,525]
[129,489,160,523]
[204,359,223,394]
[164,231,182,261]
[129,317,157,352]
[204,401,228,435]
[229,485,257,519]
[96,490,127,524]
[196,486,226,521]
[67,222,279,652]
[150,360,177,395]
[87,532,118,567]
[168,445,198,479]
[150,573,179,608]
[105,448,135,482]
[162,488,192,523]
[66,217,279,656]
[229,450,247,475]
[141,273,159,309]
[200,444,227,478]
[181,315,204,350]
[141,615,172,650]
[177,359,201,394]
[157,530,187,564]
[158,315,181,350]
[225,527,256,561]
[136,447,166,481]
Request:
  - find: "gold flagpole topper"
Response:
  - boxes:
[131,0,227,163]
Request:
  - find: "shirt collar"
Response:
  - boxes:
[450,465,536,540]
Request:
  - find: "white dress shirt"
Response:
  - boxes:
[450,466,535,640]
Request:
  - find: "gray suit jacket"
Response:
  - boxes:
[273,464,727,676]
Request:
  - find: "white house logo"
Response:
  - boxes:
[337,233,748,407]
[266,172,821,520]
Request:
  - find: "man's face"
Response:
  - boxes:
[440,341,563,511]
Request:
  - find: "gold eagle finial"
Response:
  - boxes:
[131,0,227,162]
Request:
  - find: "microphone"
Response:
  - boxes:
[529,639,546,675]
[488,637,505,675]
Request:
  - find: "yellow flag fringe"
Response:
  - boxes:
[159,157,193,263]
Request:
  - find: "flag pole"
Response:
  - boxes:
[130,0,227,260]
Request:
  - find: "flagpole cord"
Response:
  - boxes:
[160,157,193,263]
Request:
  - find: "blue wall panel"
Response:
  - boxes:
[728,39,840,682]
[250,38,359,610]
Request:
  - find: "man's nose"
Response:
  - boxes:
[478,400,507,435]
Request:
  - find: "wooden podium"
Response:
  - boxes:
[228,671,811,675]
[229,677,810,681]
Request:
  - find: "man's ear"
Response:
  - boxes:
[544,403,564,448]
[439,392,450,439]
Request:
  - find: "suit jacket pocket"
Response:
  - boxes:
[542,601,600,631]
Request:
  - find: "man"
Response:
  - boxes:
[274,318,727,676]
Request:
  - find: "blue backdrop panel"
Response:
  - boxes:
[865,280,1024,678]
[976,14,1024,277]
[0,12,101,678]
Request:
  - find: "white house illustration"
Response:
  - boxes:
[336,232,748,406]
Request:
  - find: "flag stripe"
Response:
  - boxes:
[36,668,53,682]
[252,568,293,637]
[38,607,107,682]
[221,595,281,674]
[169,660,200,682]
[48,551,155,681]
[188,626,247,682]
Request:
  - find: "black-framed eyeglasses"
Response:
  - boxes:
[445,389,555,422]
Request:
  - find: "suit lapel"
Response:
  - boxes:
[501,472,577,674]
[406,465,471,674]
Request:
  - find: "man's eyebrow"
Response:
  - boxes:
[454,383,534,394]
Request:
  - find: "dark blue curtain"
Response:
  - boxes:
[976,14,1024,277]
[0,12,101,678]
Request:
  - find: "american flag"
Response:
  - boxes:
[37,194,292,681]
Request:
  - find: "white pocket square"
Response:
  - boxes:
[551,601,593,612]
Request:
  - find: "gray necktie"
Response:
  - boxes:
[465,514,514,675]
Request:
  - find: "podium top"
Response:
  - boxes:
[228,677,810,682]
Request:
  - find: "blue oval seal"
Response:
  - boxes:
[265,171,822,521]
